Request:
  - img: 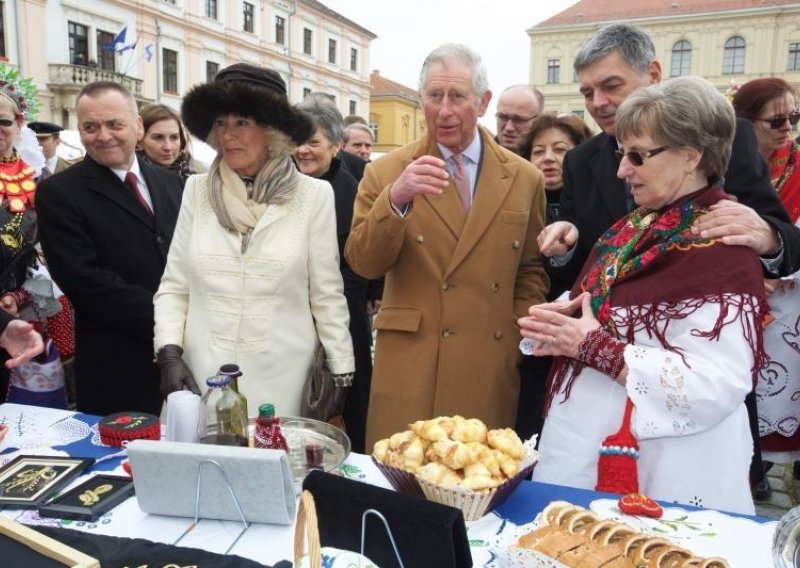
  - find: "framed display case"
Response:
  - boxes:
[0,456,92,508]
[39,474,134,522]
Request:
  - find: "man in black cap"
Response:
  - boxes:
[28,122,70,179]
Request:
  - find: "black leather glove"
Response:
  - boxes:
[156,344,200,397]
[330,373,353,419]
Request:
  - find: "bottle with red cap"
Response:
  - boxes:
[254,403,288,451]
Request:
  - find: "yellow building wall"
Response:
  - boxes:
[369,96,425,153]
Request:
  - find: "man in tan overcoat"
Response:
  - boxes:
[345,44,549,448]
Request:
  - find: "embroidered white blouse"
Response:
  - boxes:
[533,296,758,515]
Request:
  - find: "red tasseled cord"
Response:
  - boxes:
[596,398,639,495]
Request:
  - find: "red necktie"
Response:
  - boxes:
[452,154,471,212]
[125,172,153,214]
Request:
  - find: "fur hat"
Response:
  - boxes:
[181,63,314,145]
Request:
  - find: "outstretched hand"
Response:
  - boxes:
[0,320,44,369]
[537,221,579,257]
[518,293,600,358]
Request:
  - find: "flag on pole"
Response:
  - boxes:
[102,25,128,52]
[144,44,154,63]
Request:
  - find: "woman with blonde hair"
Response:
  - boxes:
[154,63,354,418]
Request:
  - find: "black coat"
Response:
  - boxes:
[321,158,373,453]
[558,118,800,296]
[36,156,183,415]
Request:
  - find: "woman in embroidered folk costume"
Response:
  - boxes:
[154,63,354,418]
[0,70,72,408]
[733,78,800,481]
[522,76,767,515]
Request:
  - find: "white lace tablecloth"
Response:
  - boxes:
[0,403,778,567]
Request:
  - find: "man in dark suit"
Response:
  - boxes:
[539,24,800,290]
[36,82,183,416]
[536,23,799,501]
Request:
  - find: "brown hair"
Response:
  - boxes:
[518,113,593,160]
[77,81,138,116]
[732,78,795,122]
[140,103,189,154]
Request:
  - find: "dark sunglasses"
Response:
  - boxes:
[0,119,14,128]
[757,111,800,130]
[614,145,671,167]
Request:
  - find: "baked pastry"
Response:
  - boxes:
[516,501,730,568]
[416,462,462,487]
[487,427,524,459]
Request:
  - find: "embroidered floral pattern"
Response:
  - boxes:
[634,381,649,396]
[660,358,691,417]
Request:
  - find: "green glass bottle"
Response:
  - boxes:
[219,364,249,420]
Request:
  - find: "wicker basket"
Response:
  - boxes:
[373,440,538,521]
[294,491,382,568]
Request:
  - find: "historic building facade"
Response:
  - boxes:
[529,0,800,131]
[369,70,423,154]
[2,0,375,127]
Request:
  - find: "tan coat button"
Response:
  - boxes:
[491,282,500,292]
[494,331,503,340]
[442,329,452,338]
[442,283,449,291]
[416,234,424,243]
[512,240,520,249]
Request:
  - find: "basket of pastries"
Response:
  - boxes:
[499,500,730,568]
[372,415,538,521]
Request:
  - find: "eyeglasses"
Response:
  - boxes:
[615,145,671,166]
[496,112,537,127]
[756,111,800,130]
[0,119,14,128]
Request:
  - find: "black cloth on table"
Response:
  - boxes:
[303,469,472,567]
[21,525,289,568]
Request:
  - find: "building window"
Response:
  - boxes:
[163,48,178,94]
[303,87,312,99]
[0,2,6,59]
[328,39,337,64]
[205,0,217,19]
[546,59,560,84]
[350,48,358,71]
[206,61,219,82]
[303,29,312,55]
[275,16,285,45]
[68,21,89,66]
[96,30,116,71]
[369,121,378,143]
[349,100,357,115]
[670,40,692,77]
[243,2,254,33]
[723,36,746,75]
[789,43,800,71]
[572,110,585,119]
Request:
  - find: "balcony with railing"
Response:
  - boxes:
[48,64,144,98]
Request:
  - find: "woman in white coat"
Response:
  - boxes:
[154,63,354,417]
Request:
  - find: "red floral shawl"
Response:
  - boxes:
[545,186,768,410]
[770,141,800,224]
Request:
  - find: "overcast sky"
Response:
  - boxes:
[322,0,582,128]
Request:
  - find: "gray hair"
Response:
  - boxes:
[616,76,735,182]
[297,95,344,144]
[574,24,655,75]
[419,43,489,100]
[78,81,139,117]
[344,123,373,143]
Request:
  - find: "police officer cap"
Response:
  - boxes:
[28,121,64,137]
